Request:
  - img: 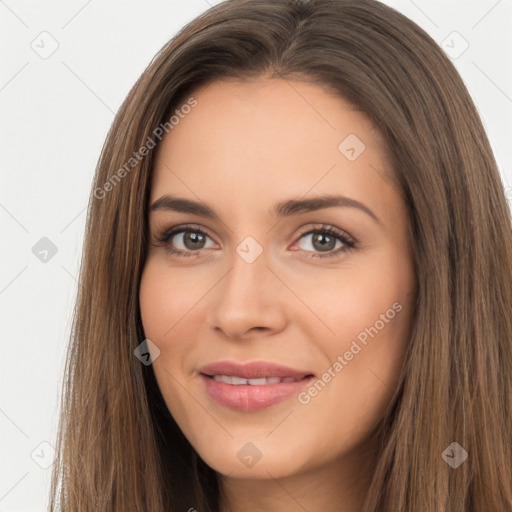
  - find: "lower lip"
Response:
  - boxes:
[200,374,314,412]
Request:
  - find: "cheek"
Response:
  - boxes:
[294,261,411,352]
[296,256,414,413]
[138,262,199,431]
[289,285,413,458]
[138,261,212,398]
[139,267,171,342]
[138,260,209,342]
[138,262,196,407]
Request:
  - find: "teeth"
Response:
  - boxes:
[213,375,235,384]
[211,375,300,385]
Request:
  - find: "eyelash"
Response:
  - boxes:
[152,223,357,259]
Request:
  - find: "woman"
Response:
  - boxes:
[48,0,512,511]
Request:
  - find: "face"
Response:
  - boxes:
[139,77,417,481]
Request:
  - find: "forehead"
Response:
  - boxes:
[150,77,397,221]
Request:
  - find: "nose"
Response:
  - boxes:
[206,244,287,341]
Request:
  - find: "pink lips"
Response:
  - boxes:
[198,360,315,412]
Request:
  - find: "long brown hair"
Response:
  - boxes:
[48,0,512,510]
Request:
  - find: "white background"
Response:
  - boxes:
[1,0,511,510]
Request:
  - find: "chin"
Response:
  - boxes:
[191,434,313,479]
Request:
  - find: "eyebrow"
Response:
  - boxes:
[149,194,382,225]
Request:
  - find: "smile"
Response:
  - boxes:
[198,360,315,412]
[209,375,302,385]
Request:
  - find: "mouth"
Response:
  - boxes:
[203,375,306,385]
[198,360,315,411]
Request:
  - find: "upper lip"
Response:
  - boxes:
[199,360,315,379]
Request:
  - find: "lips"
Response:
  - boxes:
[199,360,313,380]
[198,360,315,411]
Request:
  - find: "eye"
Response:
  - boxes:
[293,224,356,259]
[152,224,217,258]
[152,223,357,259]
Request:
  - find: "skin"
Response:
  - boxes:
[139,77,417,512]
